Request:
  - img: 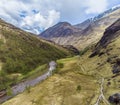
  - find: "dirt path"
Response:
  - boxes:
[94,78,110,105]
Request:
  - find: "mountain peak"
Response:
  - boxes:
[39,21,80,38]
[52,22,72,29]
[39,5,120,49]
[57,22,71,26]
[111,4,120,10]
[93,5,120,21]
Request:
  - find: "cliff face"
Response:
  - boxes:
[97,19,120,47]
[89,19,120,58]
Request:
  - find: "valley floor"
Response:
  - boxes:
[2,49,120,105]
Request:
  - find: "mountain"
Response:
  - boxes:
[97,18,120,47]
[90,18,120,57]
[74,18,93,30]
[0,18,71,90]
[40,22,81,38]
[4,19,120,105]
[39,6,120,50]
[93,4,120,21]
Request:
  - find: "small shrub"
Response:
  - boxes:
[53,63,64,74]
[6,86,12,96]
[0,39,4,46]
[58,63,64,68]
[80,47,89,56]
[76,85,81,92]
[26,86,31,93]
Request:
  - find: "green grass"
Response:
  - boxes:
[79,46,89,56]
[20,64,48,80]
[3,19,120,105]
[0,19,71,90]
[0,64,48,90]
[2,56,99,105]
[3,38,120,105]
[1,28,69,74]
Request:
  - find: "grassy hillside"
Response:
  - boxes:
[3,41,120,105]
[0,19,71,90]
[1,56,99,105]
[3,19,120,105]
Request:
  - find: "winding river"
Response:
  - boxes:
[0,61,57,104]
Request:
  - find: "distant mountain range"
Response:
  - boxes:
[39,5,120,50]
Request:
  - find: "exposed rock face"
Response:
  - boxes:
[89,19,120,58]
[112,64,120,74]
[97,19,120,47]
[39,7,120,50]
[109,93,120,104]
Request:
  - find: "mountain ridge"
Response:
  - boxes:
[40,21,81,38]
[39,6,120,50]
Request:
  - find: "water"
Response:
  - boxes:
[0,61,57,103]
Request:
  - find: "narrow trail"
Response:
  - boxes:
[94,78,110,105]
[77,56,86,73]
[80,64,85,73]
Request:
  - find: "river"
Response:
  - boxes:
[0,61,57,104]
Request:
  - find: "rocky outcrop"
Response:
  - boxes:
[89,19,120,58]
[109,93,120,104]
[97,19,120,47]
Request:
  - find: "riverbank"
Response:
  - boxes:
[0,61,57,104]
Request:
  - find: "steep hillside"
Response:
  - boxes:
[90,18,120,57]
[39,6,120,50]
[0,19,71,90]
[4,19,120,105]
[97,18,120,47]
[40,22,81,40]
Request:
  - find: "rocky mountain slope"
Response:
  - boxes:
[90,18,120,57]
[39,6,120,50]
[4,18,120,105]
[74,18,93,30]
[40,22,81,38]
[97,18,120,47]
[0,18,71,90]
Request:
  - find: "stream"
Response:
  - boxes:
[0,61,57,104]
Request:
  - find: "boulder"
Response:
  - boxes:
[109,93,120,104]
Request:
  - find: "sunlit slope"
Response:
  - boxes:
[0,19,71,90]
[3,19,120,105]
[40,7,120,50]
[3,40,120,105]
